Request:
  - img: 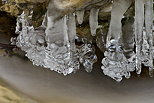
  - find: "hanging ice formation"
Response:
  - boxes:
[89,8,100,36]
[15,6,97,75]
[13,0,154,81]
[137,0,154,77]
[76,10,85,25]
[102,0,135,81]
[101,0,154,81]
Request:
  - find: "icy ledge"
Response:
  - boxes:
[12,0,154,82]
[14,11,97,75]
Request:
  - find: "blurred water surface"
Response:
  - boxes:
[0,54,154,103]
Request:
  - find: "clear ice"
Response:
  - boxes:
[76,10,85,25]
[143,0,153,77]
[135,0,145,75]
[13,0,154,81]
[89,8,99,36]
[102,0,134,81]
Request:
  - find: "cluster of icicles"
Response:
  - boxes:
[13,0,154,82]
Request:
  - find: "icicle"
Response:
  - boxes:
[107,0,132,41]
[102,0,133,82]
[45,14,80,75]
[89,8,99,36]
[63,15,69,46]
[76,10,85,25]
[144,0,153,77]
[67,13,80,73]
[45,16,65,46]
[135,0,144,74]
[67,13,77,57]
[45,15,54,37]
[41,13,47,28]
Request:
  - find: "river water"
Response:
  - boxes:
[0,54,154,103]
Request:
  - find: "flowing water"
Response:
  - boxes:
[0,51,154,103]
